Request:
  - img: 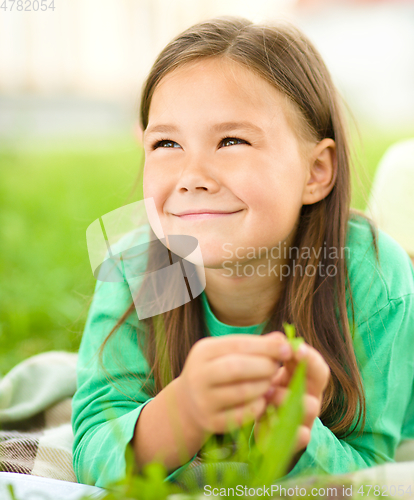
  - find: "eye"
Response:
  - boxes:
[152,139,180,150]
[220,137,249,147]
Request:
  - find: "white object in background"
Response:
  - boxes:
[365,139,414,256]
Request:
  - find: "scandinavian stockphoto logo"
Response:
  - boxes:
[86,197,206,320]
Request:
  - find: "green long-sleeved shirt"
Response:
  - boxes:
[72,215,414,488]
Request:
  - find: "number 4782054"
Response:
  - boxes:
[1,1,55,11]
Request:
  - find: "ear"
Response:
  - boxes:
[302,138,337,205]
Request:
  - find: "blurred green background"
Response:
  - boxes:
[0,137,145,374]
[1,0,414,376]
[0,126,413,375]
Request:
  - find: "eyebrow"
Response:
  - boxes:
[144,121,265,137]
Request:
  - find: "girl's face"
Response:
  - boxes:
[143,57,314,269]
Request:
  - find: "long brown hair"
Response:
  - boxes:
[99,16,378,439]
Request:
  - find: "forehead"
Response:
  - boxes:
[148,57,289,122]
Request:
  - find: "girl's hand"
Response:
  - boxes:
[175,334,293,437]
[254,337,330,456]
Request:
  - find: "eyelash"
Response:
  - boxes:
[151,136,249,150]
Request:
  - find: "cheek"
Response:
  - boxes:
[243,162,305,230]
[142,170,170,238]
[143,164,170,206]
[142,173,154,200]
[244,163,303,206]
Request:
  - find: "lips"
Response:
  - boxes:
[174,209,242,216]
[173,210,243,221]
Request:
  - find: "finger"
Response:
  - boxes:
[295,344,330,398]
[295,425,311,454]
[208,354,280,385]
[268,388,321,428]
[210,379,273,411]
[255,408,313,455]
[194,333,292,363]
[302,395,321,428]
[269,366,289,387]
[268,385,289,407]
[282,344,330,398]
[218,397,267,433]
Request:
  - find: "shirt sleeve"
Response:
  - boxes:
[71,277,197,487]
[71,276,148,487]
[278,292,414,481]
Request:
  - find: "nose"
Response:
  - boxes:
[176,156,220,194]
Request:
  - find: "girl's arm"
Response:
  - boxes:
[253,223,414,480]
[71,279,155,488]
[131,377,208,473]
[274,292,414,479]
[72,271,293,488]
[132,334,294,474]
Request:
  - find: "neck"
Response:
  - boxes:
[202,268,284,327]
[193,226,298,328]
[195,233,295,327]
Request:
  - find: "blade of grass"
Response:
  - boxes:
[283,322,304,352]
[250,358,306,486]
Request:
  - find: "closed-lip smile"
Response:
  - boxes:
[172,209,243,220]
[173,209,243,216]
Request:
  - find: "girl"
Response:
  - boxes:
[71,16,414,489]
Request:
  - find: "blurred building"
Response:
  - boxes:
[0,0,413,139]
[0,0,295,99]
[294,0,414,130]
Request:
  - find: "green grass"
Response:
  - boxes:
[0,136,144,375]
[0,127,413,375]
